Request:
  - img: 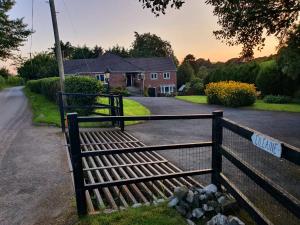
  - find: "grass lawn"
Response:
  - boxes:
[24,87,150,127]
[175,95,300,113]
[76,204,187,225]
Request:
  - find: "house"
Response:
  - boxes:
[63,53,177,96]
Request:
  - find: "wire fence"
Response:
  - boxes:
[222,128,300,225]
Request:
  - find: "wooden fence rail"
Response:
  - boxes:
[66,111,300,225]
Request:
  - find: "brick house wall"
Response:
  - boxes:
[109,72,126,88]
[144,71,177,95]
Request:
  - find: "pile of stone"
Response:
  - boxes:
[167,184,245,225]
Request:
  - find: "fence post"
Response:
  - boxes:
[212,110,223,190]
[110,95,116,127]
[67,113,87,216]
[58,91,65,132]
[119,95,125,131]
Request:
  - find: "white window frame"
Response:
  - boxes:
[160,85,175,94]
[150,73,158,80]
[95,74,107,83]
[163,72,170,80]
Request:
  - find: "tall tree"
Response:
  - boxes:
[130,32,175,58]
[92,45,104,58]
[277,25,300,81]
[138,0,300,59]
[0,0,31,59]
[177,62,195,88]
[106,45,130,57]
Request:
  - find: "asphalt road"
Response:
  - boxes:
[0,87,75,225]
[127,97,300,203]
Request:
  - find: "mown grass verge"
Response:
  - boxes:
[175,95,300,113]
[24,87,150,127]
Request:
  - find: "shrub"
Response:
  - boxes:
[6,76,24,86]
[185,78,204,95]
[27,77,60,101]
[263,95,292,104]
[65,76,102,115]
[256,60,295,96]
[205,81,256,107]
[0,75,5,89]
[110,87,130,96]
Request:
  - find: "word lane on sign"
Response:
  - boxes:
[251,133,282,158]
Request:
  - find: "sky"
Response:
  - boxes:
[2,0,278,73]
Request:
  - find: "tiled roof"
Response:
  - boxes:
[64,53,176,74]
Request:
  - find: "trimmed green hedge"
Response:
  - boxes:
[263,95,292,104]
[205,81,256,107]
[0,76,5,90]
[26,76,103,115]
[6,76,24,86]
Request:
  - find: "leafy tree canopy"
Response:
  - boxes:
[18,52,58,80]
[277,25,300,81]
[51,41,103,59]
[177,62,195,88]
[0,67,11,78]
[0,0,31,59]
[130,32,175,58]
[138,0,300,59]
[106,45,131,57]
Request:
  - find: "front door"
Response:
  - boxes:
[126,74,132,86]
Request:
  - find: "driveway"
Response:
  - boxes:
[127,97,300,202]
[128,97,300,147]
[0,87,75,225]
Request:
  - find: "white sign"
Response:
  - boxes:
[251,133,282,158]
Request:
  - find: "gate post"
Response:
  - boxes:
[67,113,87,216]
[58,91,65,132]
[212,110,223,190]
[110,95,116,127]
[119,95,125,131]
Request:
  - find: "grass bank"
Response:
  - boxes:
[175,95,300,113]
[24,87,150,127]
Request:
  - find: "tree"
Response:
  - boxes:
[177,62,195,88]
[138,0,300,59]
[18,53,58,80]
[0,0,32,59]
[92,45,104,58]
[106,45,130,57]
[0,67,11,78]
[130,32,175,58]
[277,25,300,81]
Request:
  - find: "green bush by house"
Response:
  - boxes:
[263,95,292,104]
[65,76,103,115]
[205,81,256,107]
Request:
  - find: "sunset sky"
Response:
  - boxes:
[3,0,279,72]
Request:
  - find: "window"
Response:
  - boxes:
[150,73,158,80]
[96,74,106,83]
[160,85,175,94]
[163,72,170,79]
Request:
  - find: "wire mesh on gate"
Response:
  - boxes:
[222,128,300,225]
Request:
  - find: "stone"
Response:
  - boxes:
[228,216,245,225]
[215,192,223,198]
[186,219,196,225]
[203,184,218,194]
[192,208,204,219]
[206,213,229,225]
[132,203,142,208]
[217,196,226,204]
[186,190,194,203]
[174,186,189,200]
[203,204,214,212]
[168,197,179,207]
[199,194,207,201]
[175,205,187,216]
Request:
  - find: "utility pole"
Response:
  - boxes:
[49,0,65,92]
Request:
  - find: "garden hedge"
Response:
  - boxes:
[0,76,5,90]
[26,76,103,115]
[205,81,256,107]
